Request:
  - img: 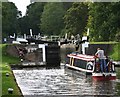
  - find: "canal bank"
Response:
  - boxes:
[1,44,23,96]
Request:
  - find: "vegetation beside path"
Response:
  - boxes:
[0,44,22,96]
[110,42,120,61]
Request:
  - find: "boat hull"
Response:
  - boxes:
[65,64,93,75]
[66,53,116,81]
[92,73,116,81]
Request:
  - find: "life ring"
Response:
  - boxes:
[87,62,93,70]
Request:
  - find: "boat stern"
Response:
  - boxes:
[92,72,116,81]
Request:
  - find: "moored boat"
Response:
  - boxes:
[66,52,116,81]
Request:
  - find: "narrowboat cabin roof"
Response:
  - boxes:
[67,52,95,61]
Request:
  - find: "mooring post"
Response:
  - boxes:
[8,88,13,94]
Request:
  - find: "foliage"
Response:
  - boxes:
[40,3,66,35]
[2,2,21,37]
[90,42,118,44]
[115,29,120,42]
[87,2,120,42]
[62,2,73,10]
[63,2,89,37]
[25,2,46,35]
[0,2,2,43]
[110,43,120,61]
[2,2,120,42]
[17,16,30,35]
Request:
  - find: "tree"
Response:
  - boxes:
[0,1,2,43]
[87,2,120,41]
[18,16,30,35]
[40,3,66,35]
[62,2,73,10]
[26,2,46,35]
[63,2,89,37]
[2,2,21,37]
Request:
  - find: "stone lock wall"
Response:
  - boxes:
[6,44,43,62]
[6,43,116,65]
[6,44,60,66]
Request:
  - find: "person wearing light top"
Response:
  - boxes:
[95,48,107,72]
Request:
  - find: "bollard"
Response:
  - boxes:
[6,73,9,77]
[21,59,23,62]
[8,88,13,94]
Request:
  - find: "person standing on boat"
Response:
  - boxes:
[95,48,107,72]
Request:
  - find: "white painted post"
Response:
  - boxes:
[24,34,26,39]
[81,28,90,54]
[82,36,89,54]
[38,44,47,62]
[82,44,85,54]
[58,41,61,46]
[65,33,67,40]
[13,33,15,38]
[30,29,33,37]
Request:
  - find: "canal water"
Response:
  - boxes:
[13,46,120,96]
[13,65,120,96]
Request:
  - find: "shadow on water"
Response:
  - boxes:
[115,68,120,96]
[92,80,117,95]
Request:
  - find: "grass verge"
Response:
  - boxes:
[90,41,118,44]
[0,44,22,96]
[110,42,120,61]
[90,42,120,61]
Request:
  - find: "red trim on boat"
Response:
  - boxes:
[67,54,95,61]
[92,76,116,81]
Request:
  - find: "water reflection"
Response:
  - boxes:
[115,68,120,96]
[92,80,116,95]
[13,65,119,96]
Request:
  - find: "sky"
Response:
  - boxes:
[8,0,31,16]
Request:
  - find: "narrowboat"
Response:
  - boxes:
[66,52,116,81]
